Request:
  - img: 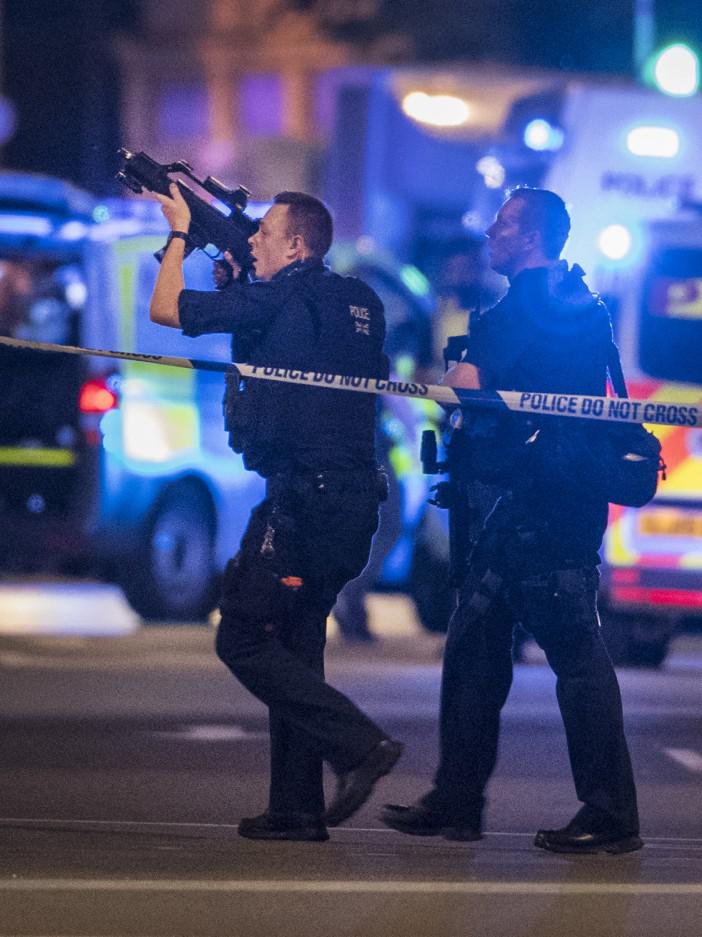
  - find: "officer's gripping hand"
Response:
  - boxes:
[152,182,192,233]
[223,251,243,282]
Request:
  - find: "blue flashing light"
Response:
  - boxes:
[523,118,564,152]
[93,204,111,223]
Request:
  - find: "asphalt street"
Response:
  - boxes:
[0,582,701,937]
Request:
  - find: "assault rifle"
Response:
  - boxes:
[420,334,502,588]
[115,148,258,274]
[420,334,472,588]
[421,421,467,588]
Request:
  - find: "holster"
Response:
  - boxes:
[223,366,250,453]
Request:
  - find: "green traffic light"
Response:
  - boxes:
[646,43,700,96]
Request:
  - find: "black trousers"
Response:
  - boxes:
[216,469,387,820]
[422,500,640,835]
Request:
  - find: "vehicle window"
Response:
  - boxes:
[640,248,702,384]
[0,258,83,345]
[0,256,85,444]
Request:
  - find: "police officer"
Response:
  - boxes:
[149,184,402,842]
[381,188,642,854]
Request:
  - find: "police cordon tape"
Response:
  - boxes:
[1,334,701,430]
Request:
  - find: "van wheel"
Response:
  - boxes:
[119,482,219,623]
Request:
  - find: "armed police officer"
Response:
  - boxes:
[381,187,642,854]
[149,184,402,842]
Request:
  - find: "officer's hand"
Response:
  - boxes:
[152,183,191,233]
[223,251,242,281]
[442,362,481,390]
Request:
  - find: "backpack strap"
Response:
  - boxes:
[607,341,629,400]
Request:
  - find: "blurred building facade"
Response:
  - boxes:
[114,0,410,197]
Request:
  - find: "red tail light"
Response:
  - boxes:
[79,379,118,414]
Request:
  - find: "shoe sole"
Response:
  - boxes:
[326,742,403,826]
[534,834,644,855]
[443,827,483,842]
[238,828,329,842]
[381,817,482,842]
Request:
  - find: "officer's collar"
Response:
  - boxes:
[271,257,327,282]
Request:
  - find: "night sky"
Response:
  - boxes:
[2,0,700,194]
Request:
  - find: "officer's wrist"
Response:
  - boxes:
[167,230,190,247]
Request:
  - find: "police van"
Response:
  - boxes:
[0,171,448,625]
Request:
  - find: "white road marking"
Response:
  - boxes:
[1,818,702,845]
[0,652,217,671]
[663,748,702,773]
[0,879,701,895]
[0,817,238,830]
[151,724,267,741]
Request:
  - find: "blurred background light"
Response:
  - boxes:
[122,402,199,464]
[597,223,633,261]
[64,279,88,309]
[652,43,700,96]
[0,96,17,145]
[355,235,376,255]
[461,210,482,231]
[92,205,111,223]
[399,264,431,297]
[58,220,89,241]
[523,118,564,151]
[475,155,505,189]
[626,125,680,158]
[401,91,471,127]
[0,214,51,235]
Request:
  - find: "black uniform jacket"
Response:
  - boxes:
[179,258,389,476]
[464,261,613,565]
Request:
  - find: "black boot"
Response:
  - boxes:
[238,812,329,842]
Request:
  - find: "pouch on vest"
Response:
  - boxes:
[223,366,250,453]
[525,342,665,508]
[599,341,664,506]
[528,419,664,507]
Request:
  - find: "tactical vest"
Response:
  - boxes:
[224,261,388,476]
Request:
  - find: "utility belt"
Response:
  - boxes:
[266,466,389,502]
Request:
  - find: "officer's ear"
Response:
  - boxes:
[521,226,541,253]
[288,233,307,260]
